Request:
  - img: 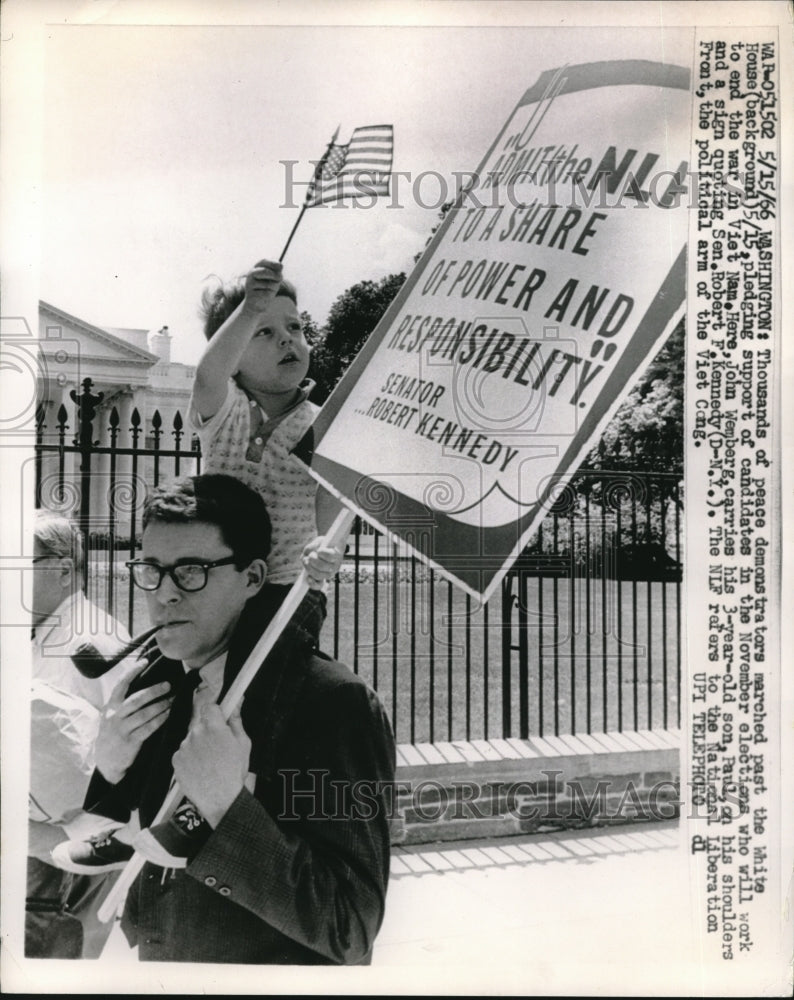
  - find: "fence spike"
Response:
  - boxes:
[130,407,141,427]
[173,411,183,431]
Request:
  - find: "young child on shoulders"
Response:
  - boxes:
[191,258,344,639]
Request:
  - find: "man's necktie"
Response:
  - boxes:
[139,668,202,826]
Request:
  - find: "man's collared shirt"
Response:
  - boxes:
[196,652,227,705]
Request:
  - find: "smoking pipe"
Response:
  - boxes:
[70,623,163,679]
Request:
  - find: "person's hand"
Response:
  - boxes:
[172,686,251,828]
[240,259,283,318]
[301,536,346,589]
[95,660,174,785]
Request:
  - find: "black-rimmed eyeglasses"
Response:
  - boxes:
[125,556,238,593]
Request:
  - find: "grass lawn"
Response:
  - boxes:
[325,572,681,744]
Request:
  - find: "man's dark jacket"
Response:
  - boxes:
[85,588,396,965]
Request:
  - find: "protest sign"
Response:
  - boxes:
[298,59,692,602]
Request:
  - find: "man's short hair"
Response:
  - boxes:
[34,510,83,566]
[200,279,298,341]
[142,475,272,568]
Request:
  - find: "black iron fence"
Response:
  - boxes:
[36,379,682,744]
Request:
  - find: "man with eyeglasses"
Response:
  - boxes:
[27,511,129,958]
[58,473,395,965]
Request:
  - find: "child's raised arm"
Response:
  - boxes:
[193,259,283,420]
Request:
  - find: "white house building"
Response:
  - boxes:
[36,300,198,535]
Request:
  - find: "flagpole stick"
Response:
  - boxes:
[278,203,307,262]
[97,506,355,924]
[277,124,340,263]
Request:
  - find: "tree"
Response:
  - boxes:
[583,318,684,476]
[307,337,341,403]
[310,272,406,402]
[302,309,338,403]
[300,310,321,346]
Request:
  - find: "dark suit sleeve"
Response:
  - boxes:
[83,748,158,822]
[83,768,133,822]
[186,680,396,965]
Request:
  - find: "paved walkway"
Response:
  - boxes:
[377,819,697,992]
[11,817,782,994]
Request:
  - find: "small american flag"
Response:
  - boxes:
[306,125,394,207]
